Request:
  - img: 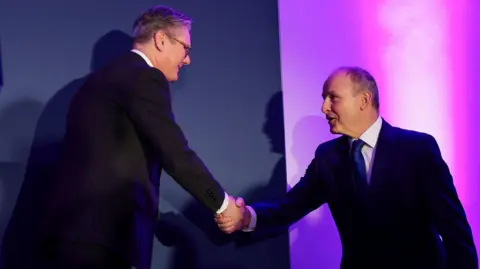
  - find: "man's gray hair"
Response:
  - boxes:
[324,66,380,110]
[132,5,192,44]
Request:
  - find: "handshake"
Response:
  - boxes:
[215,196,252,234]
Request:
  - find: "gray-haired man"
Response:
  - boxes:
[35,5,244,269]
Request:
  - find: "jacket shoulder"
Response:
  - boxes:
[390,125,436,144]
[314,136,346,156]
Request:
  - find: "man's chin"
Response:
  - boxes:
[167,76,178,82]
[165,71,179,82]
[329,126,341,134]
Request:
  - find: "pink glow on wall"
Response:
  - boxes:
[446,0,469,206]
[361,0,476,222]
[278,0,480,268]
[371,0,456,197]
[447,0,480,255]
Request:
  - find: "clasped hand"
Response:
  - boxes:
[215,196,249,234]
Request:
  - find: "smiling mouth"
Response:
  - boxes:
[326,117,336,124]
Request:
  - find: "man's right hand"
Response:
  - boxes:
[215,196,250,234]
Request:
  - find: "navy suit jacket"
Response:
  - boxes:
[251,120,477,269]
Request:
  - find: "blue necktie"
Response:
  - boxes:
[351,139,367,190]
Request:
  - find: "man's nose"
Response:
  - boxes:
[183,55,191,65]
[321,100,329,114]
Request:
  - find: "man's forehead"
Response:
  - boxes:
[331,72,351,84]
[167,26,190,42]
[182,31,191,44]
[177,27,191,43]
[322,72,353,94]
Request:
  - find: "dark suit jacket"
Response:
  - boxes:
[251,120,477,269]
[39,52,225,268]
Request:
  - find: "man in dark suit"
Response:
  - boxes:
[34,5,243,269]
[216,67,477,268]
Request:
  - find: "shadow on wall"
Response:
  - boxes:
[289,115,342,269]
[233,91,289,242]
[0,30,133,269]
[155,91,289,269]
[0,99,45,241]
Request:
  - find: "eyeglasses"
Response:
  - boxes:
[166,34,191,58]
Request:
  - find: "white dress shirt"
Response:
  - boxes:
[244,117,383,231]
[349,116,382,183]
[130,49,230,214]
[131,49,154,67]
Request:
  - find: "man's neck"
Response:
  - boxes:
[132,44,157,67]
[350,113,379,139]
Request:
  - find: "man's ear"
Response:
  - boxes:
[360,90,372,110]
[153,31,166,51]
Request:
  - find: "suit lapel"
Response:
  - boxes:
[331,136,350,172]
[369,119,395,188]
[331,136,357,196]
[330,121,397,197]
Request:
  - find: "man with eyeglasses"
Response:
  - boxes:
[34,5,244,269]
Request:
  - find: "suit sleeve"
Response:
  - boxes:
[250,154,327,231]
[422,134,478,269]
[125,68,226,213]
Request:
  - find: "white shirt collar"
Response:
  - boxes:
[131,49,153,67]
[349,116,383,148]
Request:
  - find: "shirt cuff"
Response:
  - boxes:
[242,205,257,232]
[215,192,229,214]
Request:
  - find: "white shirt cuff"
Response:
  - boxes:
[215,192,229,214]
[242,205,257,232]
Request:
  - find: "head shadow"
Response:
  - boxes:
[28,30,133,158]
[0,30,133,268]
[154,91,289,268]
[240,91,287,203]
[291,115,331,176]
[232,91,289,247]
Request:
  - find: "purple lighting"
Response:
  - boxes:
[278,0,480,268]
